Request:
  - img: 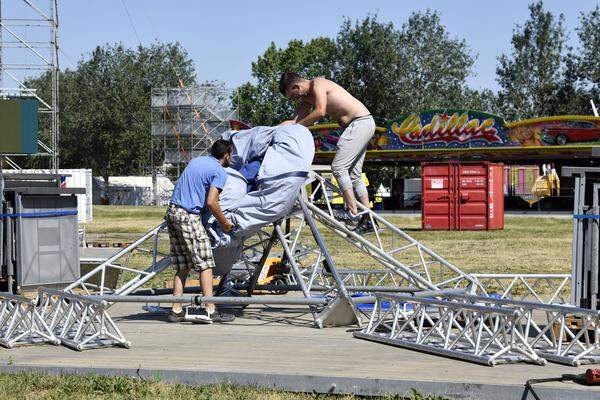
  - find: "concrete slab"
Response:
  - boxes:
[3,303,600,399]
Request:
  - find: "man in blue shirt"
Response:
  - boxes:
[166,139,235,323]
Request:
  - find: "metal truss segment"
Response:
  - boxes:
[38,288,130,351]
[0,292,59,348]
[355,293,546,366]
[65,222,170,296]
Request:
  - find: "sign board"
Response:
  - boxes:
[309,110,600,153]
[0,98,38,154]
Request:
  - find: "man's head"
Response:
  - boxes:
[279,72,308,100]
[211,139,233,168]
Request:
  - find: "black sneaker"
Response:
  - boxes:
[211,310,236,323]
[167,310,185,323]
[353,219,379,235]
[333,209,360,223]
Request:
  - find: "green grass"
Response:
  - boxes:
[0,372,444,400]
[86,205,573,277]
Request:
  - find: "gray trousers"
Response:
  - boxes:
[331,115,375,199]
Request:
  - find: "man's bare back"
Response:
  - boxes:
[302,78,370,126]
[281,76,370,127]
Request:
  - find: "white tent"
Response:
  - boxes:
[93,176,174,206]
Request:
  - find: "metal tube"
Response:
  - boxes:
[65,222,166,291]
[133,284,425,295]
[91,294,329,306]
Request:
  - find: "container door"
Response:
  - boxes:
[422,164,454,230]
[487,163,505,230]
[457,164,488,230]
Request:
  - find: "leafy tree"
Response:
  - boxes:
[335,15,402,124]
[26,41,196,186]
[235,38,339,126]
[496,1,566,120]
[391,11,477,115]
[577,5,600,103]
[237,12,483,127]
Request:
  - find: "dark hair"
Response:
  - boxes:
[210,139,233,159]
[279,72,303,95]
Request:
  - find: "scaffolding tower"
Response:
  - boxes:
[0,0,60,170]
[151,85,238,178]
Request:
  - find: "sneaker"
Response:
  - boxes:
[211,310,236,323]
[186,307,236,324]
[333,209,360,223]
[167,310,185,323]
[353,219,379,235]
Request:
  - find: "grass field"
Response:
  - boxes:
[85,205,573,276]
[0,372,441,400]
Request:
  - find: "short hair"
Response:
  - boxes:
[210,139,233,159]
[279,72,303,95]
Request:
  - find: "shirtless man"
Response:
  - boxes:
[279,72,376,233]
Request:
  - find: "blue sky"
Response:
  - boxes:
[7,0,600,91]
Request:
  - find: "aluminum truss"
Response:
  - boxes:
[357,292,600,366]
[354,293,545,366]
[38,288,130,351]
[65,222,171,296]
[0,292,58,348]
[302,173,476,291]
[447,293,600,366]
[454,273,572,304]
[0,0,60,169]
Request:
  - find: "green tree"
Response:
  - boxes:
[496,1,566,120]
[237,12,483,127]
[577,5,600,102]
[392,11,478,115]
[335,15,401,124]
[26,41,196,186]
[235,38,339,126]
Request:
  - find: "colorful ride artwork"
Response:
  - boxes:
[308,109,600,152]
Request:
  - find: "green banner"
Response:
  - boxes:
[0,98,38,154]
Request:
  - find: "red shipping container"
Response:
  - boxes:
[421,162,504,231]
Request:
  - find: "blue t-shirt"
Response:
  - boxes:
[170,156,227,222]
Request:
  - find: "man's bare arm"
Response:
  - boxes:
[296,80,327,126]
[279,101,311,126]
[206,186,234,232]
[292,101,312,122]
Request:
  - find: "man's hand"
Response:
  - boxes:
[206,186,235,233]
[278,120,295,126]
[222,219,235,233]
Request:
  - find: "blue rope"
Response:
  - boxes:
[573,214,600,220]
[0,210,77,219]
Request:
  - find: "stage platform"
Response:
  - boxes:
[2,302,600,400]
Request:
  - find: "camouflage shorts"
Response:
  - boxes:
[166,204,215,272]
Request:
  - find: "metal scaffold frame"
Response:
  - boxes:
[151,85,239,179]
[0,0,60,170]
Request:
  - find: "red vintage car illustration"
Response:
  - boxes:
[541,121,600,145]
